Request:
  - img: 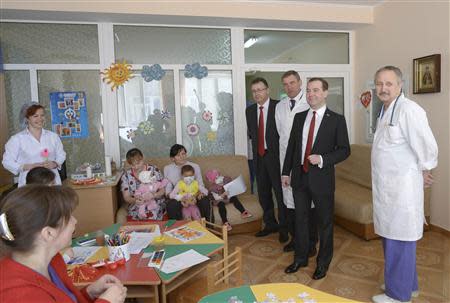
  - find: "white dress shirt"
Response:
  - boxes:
[301,105,327,167]
[2,128,66,187]
[256,98,270,149]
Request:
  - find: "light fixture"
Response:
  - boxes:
[244,37,258,48]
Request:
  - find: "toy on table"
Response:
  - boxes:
[135,171,169,219]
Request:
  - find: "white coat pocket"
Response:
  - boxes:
[385,125,403,144]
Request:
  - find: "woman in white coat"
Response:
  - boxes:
[2,103,66,187]
[371,66,438,303]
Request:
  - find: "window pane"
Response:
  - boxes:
[4,71,31,137]
[38,70,104,174]
[307,77,344,115]
[114,26,231,64]
[180,70,234,156]
[0,23,99,64]
[118,71,176,159]
[244,30,349,64]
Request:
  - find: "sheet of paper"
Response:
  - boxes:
[67,246,101,265]
[164,225,204,243]
[223,174,247,198]
[128,229,161,254]
[160,249,209,274]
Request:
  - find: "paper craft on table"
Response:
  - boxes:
[67,246,102,265]
[164,225,204,243]
[160,249,209,274]
[128,230,161,254]
[223,174,247,198]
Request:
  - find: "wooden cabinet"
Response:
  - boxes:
[64,173,121,237]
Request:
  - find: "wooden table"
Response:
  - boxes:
[199,283,363,303]
[71,220,224,303]
[64,172,122,237]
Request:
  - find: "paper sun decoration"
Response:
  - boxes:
[101,60,134,91]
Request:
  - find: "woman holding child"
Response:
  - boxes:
[0,185,127,303]
[118,148,167,223]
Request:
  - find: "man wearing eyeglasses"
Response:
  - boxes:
[246,77,288,243]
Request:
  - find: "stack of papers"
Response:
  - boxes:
[160,249,209,274]
[128,227,161,254]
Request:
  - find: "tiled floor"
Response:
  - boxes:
[226,226,450,303]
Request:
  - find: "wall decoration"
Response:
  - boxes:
[101,60,133,91]
[126,129,136,139]
[50,91,89,139]
[186,123,200,136]
[184,63,208,79]
[413,54,441,94]
[138,121,155,135]
[202,110,213,122]
[359,90,372,108]
[161,110,171,120]
[206,131,217,141]
[141,64,166,82]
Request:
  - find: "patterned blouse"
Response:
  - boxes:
[120,164,166,220]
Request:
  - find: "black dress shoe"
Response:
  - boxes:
[279,232,289,243]
[283,241,295,252]
[255,229,277,237]
[285,261,308,274]
[308,246,317,258]
[312,265,328,280]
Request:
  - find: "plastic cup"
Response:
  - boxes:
[152,235,165,251]
[95,230,105,246]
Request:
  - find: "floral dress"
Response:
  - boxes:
[120,164,166,220]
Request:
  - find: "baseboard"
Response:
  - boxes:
[429,224,450,237]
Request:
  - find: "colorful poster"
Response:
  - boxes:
[50,92,89,139]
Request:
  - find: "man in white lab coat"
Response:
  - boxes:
[275,71,318,253]
[371,66,438,303]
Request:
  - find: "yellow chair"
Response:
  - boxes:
[169,247,243,303]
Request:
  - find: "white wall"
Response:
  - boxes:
[354,0,450,230]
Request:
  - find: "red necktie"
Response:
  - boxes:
[258,106,265,157]
[303,111,316,173]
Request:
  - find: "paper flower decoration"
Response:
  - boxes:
[184,63,208,79]
[186,123,200,136]
[101,60,134,91]
[360,90,372,108]
[161,110,171,120]
[138,121,154,135]
[218,112,231,124]
[41,148,49,161]
[126,129,136,139]
[202,110,213,121]
[141,64,166,82]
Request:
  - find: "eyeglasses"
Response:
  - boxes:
[251,88,267,94]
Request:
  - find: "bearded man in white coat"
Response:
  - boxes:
[275,70,318,254]
[371,66,438,303]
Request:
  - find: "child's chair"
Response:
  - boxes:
[169,247,243,303]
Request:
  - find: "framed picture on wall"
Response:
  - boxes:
[413,54,441,94]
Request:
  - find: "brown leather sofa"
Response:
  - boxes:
[334,144,431,240]
[118,155,262,234]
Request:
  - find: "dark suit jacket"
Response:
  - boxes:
[282,108,350,194]
[246,99,280,173]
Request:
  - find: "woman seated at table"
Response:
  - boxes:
[117,148,167,223]
[0,185,127,303]
[2,102,66,187]
[163,144,211,221]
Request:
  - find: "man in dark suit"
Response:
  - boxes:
[246,77,288,243]
[282,77,350,279]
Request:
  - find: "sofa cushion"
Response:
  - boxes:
[212,193,263,225]
[335,177,373,225]
[336,144,372,189]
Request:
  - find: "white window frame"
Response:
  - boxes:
[2,20,353,166]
